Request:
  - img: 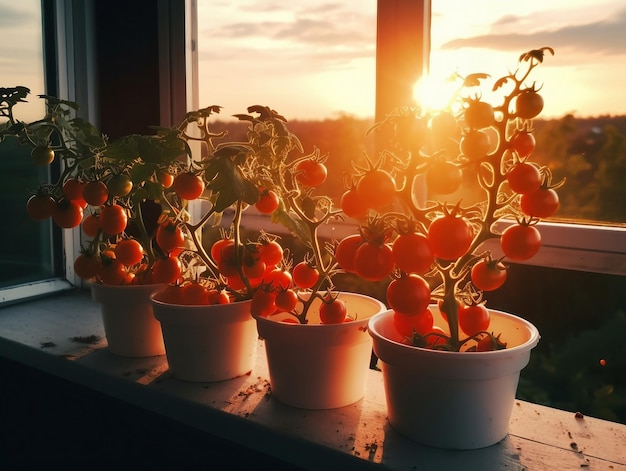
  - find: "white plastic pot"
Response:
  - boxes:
[368,306,540,449]
[90,282,165,357]
[151,296,257,382]
[255,292,386,409]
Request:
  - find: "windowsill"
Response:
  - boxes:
[1,289,624,470]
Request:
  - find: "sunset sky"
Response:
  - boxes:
[2,1,626,121]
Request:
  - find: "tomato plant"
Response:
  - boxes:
[464,99,494,130]
[319,297,347,324]
[460,129,491,160]
[295,159,327,187]
[500,223,542,261]
[425,160,462,195]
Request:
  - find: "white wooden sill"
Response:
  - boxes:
[0,288,624,470]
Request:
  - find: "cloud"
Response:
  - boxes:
[0,4,33,28]
[441,8,626,56]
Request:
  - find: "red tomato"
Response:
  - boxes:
[387,274,431,316]
[26,194,57,221]
[180,282,211,305]
[507,162,542,195]
[158,172,174,188]
[98,258,128,285]
[174,172,205,200]
[340,188,368,219]
[262,268,293,290]
[82,213,101,237]
[156,220,185,253]
[292,261,319,289]
[258,240,283,267]
[82,181,109,206]
[355,169,395,210]
[155,284,184,304]
[114,239,144,266]
[275,289,298,312]
[464,100,494,129]
[255,189,280,214]
[500,223,541,261]
[520,187,560,218]
[392,308,434,337]
[516,90,544,119]
[295,159,327,187]
[354,241,394,281]
[100,204,128,235]
[251,288,277,317]
[425,161,463,195]
[424,326,448,348]
[152,256,182,284]
[471,259,507,291]
[458,304,491,337]
[319,297,347,324]
[210,238,234,262]
[62,179,87,208]
[427,214,474,260]
[509,131,536,158]
[335,234,364,273]
[53,200,84,228]
[74,253,101,280]
[392,232,434,274]
[460,130,491,160]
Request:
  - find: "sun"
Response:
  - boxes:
[412,72,460,113]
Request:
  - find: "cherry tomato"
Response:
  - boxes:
[458,304,490,337]
[53,200,84,228]
[355,169,395,210]
[392,232,434,274]
[81,213,101,237]
[460,130,491,160]
[107,174,133,197]
[251,288,277,317]
[275,289,298,312]
[26,194,57,221]
[114,239,144,266]
[156,220,185,253]
[208,289,231,305]
[98,258,128,285]
[427,214,474,260]
[509,131,536,158]
[262,268,293,290]
[516,90,544,119]
[155,284,184,304]
[292,261,319,289]
[255,189,280,214]
[520,187,560,218]
[180,282,211,305]
[258,240,283,267]
[464,100,494,129]
[319,297,347,324]
[174,172,205,200]
[500,223,541,261]
[210,238,234,262]
[295,159,327,187]
[31,146,55,166]
[471,259,507,291]
[73,253,101,280]
[424,326,448,348]
[392,308,434,337]
[243,253,266,281]
[152,256,182,284]
[158,172,174,188]
[340,188,368,219]
[62,179,87,208]
[354,241,394,281]
[425,161,463,195]
[99,204,128,235]
[82,181,109,206]
[335,234,364,273]
[387,273,431,316]
[507,162,542,195]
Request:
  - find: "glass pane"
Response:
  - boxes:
[0,2,58,289]
[430,0,626,225]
